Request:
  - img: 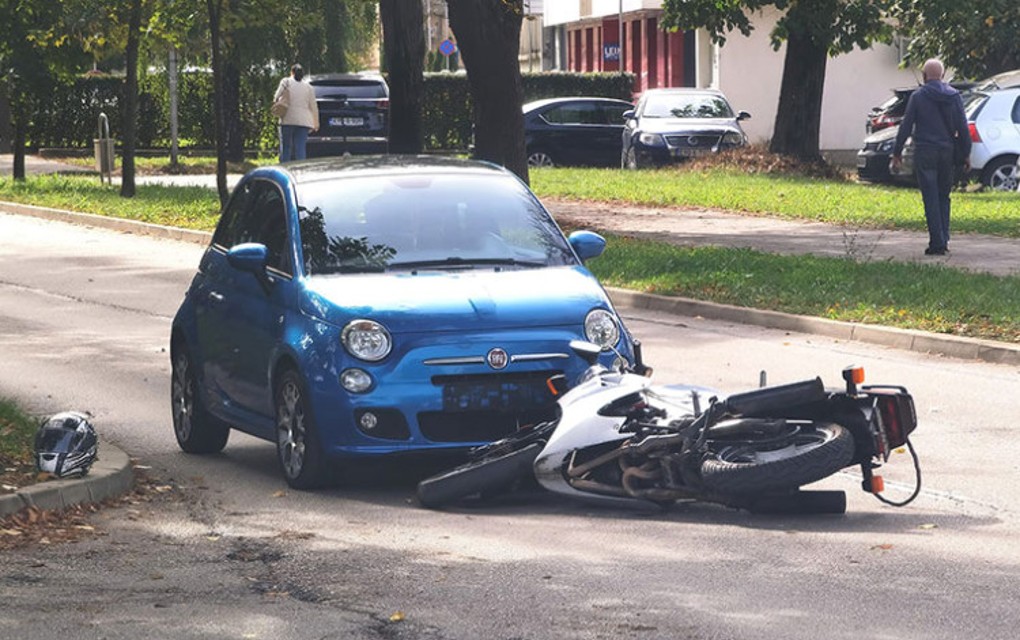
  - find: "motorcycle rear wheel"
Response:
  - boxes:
[700,422,853,495]
[417,442,544,509]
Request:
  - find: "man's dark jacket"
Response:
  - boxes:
[893,79,971,157]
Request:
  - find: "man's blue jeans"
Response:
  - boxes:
[279,125,310,162]
[913,145,954,251]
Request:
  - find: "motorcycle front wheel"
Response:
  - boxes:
[700,422,854,495]
[416,442,544,509]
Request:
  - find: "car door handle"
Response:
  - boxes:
[208,291,225,303]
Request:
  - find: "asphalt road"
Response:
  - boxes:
[1,212,1019,640]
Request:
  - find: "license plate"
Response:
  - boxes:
[442,380,551,412]
[673,147,706,158]
[329,116,364,127]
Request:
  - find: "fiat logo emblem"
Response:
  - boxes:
[486,348,509,370]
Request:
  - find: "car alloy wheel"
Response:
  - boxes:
[527,150,555,168]
[985,158,1019,191]
[275,369,328,489]
[170,345,229,454]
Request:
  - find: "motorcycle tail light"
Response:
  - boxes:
[866,386,918,456]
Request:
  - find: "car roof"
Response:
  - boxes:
[640,87,724,96]
[308,73,386,84]
[263,155,512,186]
[975,69,1020,91]
[523,96,632,112]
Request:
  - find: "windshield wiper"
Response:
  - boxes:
[387,257,545,271]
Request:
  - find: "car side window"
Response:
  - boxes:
[1012,97,1020,124]
[544,103,600,126]
[599,104,629,125]
[212,179,290,275]
[212,182,254,249]
[239,181,290,275]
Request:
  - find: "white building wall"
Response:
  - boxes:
[709,9,918,152]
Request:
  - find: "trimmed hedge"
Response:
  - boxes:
[26,70,636,153]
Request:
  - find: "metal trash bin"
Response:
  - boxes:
[94,112,115,183]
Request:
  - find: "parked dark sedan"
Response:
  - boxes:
[523,97,633,167]
[856,125,917,184]
[306,73,389,157]
[621,88,749,169]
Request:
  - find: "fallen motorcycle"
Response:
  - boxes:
[417,341,921,514]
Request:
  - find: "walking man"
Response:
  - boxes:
[891,58,970,256]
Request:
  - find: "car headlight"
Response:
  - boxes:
[638,132,665,147]
[722,132,743,145]
[584,309,620,350]
[341,319,392,362]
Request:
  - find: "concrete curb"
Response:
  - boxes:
[4,199,1019,368]
[0,439,135,519]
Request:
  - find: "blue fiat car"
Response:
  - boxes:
[170,156,638,488]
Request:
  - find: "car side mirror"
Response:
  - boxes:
[737,111,751,121]
[227,242,273,293]
[568,230,606,263]
[622,109,635,120]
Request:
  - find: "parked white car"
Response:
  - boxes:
[967,86,1020,191]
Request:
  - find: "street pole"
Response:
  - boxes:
[168,48,179,167]
[619,0,624,76]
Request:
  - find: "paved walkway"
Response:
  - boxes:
[545,199,1020,277]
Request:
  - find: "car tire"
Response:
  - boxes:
[527,149,556,168]
[981,156,1020,191]
[275,369,329,490]
[170,345,230,454]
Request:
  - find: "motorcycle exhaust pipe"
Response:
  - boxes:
[723,377,826,417]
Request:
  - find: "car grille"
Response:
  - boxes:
[664,133,727,148]
[418,405,559,443]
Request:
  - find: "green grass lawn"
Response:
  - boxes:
[531,166,1020,237]
[1,399,39,494]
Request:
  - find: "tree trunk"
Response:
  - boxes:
[380,0,424,154]
[323,0,349,73]
[12,117,26,181]
[447,0,528,184]
[207,0,229,206]
[120,0,144,198]
[224,60,244,162]
[768,23,827,160]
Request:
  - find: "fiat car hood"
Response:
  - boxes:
[301,266,612,333]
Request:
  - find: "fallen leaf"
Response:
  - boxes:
[389,612,406,623]
[919,523,938,530]
[73,525,95,531]
[871,543,894,551]
[271,490,287,498]
[206,535,221,542]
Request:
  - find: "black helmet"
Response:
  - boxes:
[34,411,98,478]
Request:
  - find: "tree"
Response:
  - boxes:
[891,1,1020,79]
[380,0,424,154]
[447,0,528,183]
[661,0,892,160]
[0,0,83,180]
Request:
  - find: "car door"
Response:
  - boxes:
[595,101,631,166]
[201,178,294,422]
[540,101,602,166]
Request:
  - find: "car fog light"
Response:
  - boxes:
[359,412,379,431]
[340,368,373,393]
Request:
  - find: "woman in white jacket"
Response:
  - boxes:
[274,64,319,162]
